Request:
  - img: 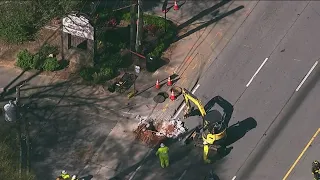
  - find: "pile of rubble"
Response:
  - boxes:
[134,115,187,147]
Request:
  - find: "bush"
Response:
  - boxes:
[101,53,123,68]
[16,49,34,70]
[0,2,38,44]
[122,12,131,21]
[144,15,166,30]
[147,25,177,58]
[79,67,97,81]
[80,66,115,84]
[0,124,35,180]
[100,67,115,80]
[42,57,60,71]
[31,54,42,70]
[92,67,115,84]
[38,44,59,58]
[0,1,85,43]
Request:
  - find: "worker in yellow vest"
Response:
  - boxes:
[156,143,169,168]
[60,170,70,180]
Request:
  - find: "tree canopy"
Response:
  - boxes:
[0,1,88,43]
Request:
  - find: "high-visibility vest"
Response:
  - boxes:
[156,146,169,158]
[61,174,70,179]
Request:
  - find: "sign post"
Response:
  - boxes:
[134,65,141,94]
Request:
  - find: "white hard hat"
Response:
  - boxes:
[160,143,165,147]
[71,175,77,180]
[61,170,67,174]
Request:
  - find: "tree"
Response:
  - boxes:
[0,121,35,180]
[0,1,87,44]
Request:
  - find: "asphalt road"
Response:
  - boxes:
[131,1,320,180]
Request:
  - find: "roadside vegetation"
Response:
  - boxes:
[0,1,85,44]
[0,1,87,179]
[0,121,35,180]
[0,2,178,176]
[79,9,177,84]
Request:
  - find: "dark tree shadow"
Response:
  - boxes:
[177,0,232,30]
[79,175,93,180]
[176,5,244,41]
[0,70,42,99]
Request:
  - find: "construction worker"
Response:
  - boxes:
[156,143,169,168]
[71,175,79,180]
[60,170,71,180]
[202,127,217,164]
[312,160,320,180]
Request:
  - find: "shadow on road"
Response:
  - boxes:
[0,70,42,99]
[0,70,154,179]
[224,117,257,146]
[176,5,244,41]
[177,0,232,30]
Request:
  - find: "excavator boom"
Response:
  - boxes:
[181,88,233,148]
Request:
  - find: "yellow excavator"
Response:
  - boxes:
[181,88,233,163]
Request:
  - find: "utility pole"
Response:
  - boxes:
[130,0,137,51]
[3,83,28,177]
[135,0,143,53]
[15,86,23,178]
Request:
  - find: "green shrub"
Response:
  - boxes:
[42,57,60,71]
[101,53,123,68]
[0,2,38,44]
[38,44,59,58]
[100,67,115,80]
[16,49,34,70]
[119,42,127,49]
[92,72,103,84]
[144,15,166,30]
[122,12,131,21]
[92,67,115,84]
[79,67,97,81]
[80,66,115,84]
[32,54,43,70]
[147,25,177,58]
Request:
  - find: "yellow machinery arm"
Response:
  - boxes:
[182,88,206,117]
[182,88,232,148]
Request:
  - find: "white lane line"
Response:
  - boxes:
[172,84,201,119]
[295,61,318,92]
[177,170,187,180]
[232,176,237,180]
[128,148,154,180]
[246,57,269,87]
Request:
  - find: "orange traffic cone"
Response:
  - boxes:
[156,79,160,89]
[167,76,172,86]
[170,90,176,101]
[173,1,179,11]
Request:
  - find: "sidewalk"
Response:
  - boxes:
[0,65,174,179]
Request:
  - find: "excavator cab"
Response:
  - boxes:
[181,88,233,151]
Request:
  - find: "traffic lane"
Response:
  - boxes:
[197,1,309,105]
[181,0,309,133]
[189,1,316,179]
[150,1,310,179]
[224,1,320,179]
[236,65,320,180]
[287,129,320,180]
[203,56,316,179]
[129,143,205,180]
